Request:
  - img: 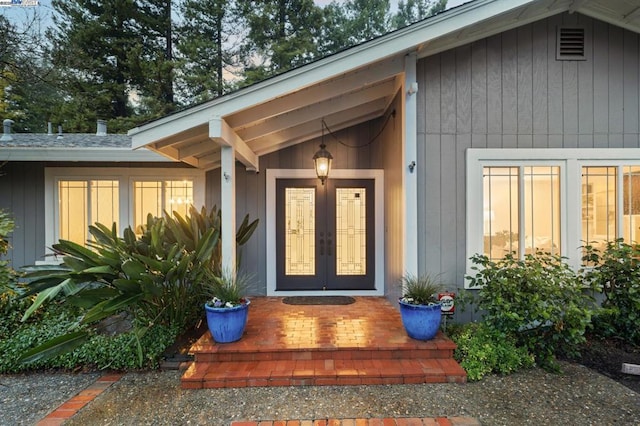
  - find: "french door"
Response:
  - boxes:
[275,178,375,291]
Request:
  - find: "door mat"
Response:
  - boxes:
[282,296,356,305]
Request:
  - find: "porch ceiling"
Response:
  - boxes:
[129,0,640,172]
[142,61,403,171]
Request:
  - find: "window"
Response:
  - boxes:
[133,180,194,234]
[483,166,561,260]
[467,149,640,284]
[46,168,204,250]
[58,180,119,245]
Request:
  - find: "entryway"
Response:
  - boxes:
[266,169,385,296]
[275,178,374,291]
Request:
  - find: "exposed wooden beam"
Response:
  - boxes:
[225,57,404,129]
[248,99,387,155]
[178,140,216,159]
[156,145,200,168]
[624,7,640,23]
[209,117,259,172]
[149,124,208,150]
[237,79,396,142]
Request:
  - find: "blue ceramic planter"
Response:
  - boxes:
[398,299,442,341]
[204,300,250,343]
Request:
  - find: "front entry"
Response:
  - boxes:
[276,178,375,291]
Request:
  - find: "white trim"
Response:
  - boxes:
[220,146,237,272]
[404,52,418,277]
[466,148,640,287]
[265,169,385,296]
[0,147,171,162]
[44,167,205,255]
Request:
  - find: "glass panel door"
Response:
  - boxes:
[276,178,375,291]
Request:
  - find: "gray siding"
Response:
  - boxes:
[207,115,401,296]
[0,162,46,268]
[418,12,640,302]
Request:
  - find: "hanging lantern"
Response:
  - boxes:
[313,142,332,185]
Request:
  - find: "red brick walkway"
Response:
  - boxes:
[36,373,123,426]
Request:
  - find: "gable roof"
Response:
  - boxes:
[130,0,640,171]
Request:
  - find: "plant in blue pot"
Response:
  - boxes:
[398,274,445,341]
[203,270,252,343]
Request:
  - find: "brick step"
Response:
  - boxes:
[192,346,456,363]
[181,357,467,389]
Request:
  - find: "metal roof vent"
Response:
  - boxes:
[47,122,53,136]
[96,119,107,136]
[557,27,586,60]
[57,125,64,140]
[1,119,14,142]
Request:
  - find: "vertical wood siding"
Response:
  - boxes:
[418,13,640,297]
[206,117,400,295]
[0,162,46,268]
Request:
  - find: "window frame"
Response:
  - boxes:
[466,149,640,287]
[45,167,205,256]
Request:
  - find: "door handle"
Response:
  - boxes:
[327,232,333,256]
[319,238,325,256]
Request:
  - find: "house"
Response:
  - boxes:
[3,0,640,321]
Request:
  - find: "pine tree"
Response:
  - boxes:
[239,0,323,85]
[176,0,241,104]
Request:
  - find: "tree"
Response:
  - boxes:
[318,0,391,56]
[239,0,323,85]
[393,0,447,29]
[0,14,62,132]
[133,0,176,116]
[46,0,177,132]
[176,0,242,104]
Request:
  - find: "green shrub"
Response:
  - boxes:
[582,239,640,345]
[0,299,178,373]
[449,322,534,381]
[18,205,258,367]
[467,252,596,371]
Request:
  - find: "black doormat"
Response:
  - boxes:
[282,296,356,305]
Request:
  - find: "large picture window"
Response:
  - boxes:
[467,149,640,283]
[46,168,204,250]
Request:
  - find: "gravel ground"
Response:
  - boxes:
[0,371,101,426]
[2,361,637,426]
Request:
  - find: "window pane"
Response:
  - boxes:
[59,180,119,246]
[582,167,617,252]
[133,180,194,234]
[164,180,193,219]
[59,181,88,245]
[523,166,561,255]
[336,187,366,276]
[483,167,519,260]
[91,180,119,233]
[285,187,315,275]
[623,166,640,243]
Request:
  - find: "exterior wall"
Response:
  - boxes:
[417,12,640,315]
[207,115,401,296]
[0,161,194,268]
[0,162,46,268]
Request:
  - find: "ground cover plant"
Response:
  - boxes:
[16,205,257,369]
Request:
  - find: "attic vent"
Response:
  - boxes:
[557,27,586,60]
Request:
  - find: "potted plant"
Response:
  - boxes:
[398,273,444,340]
[203,270,252,343]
